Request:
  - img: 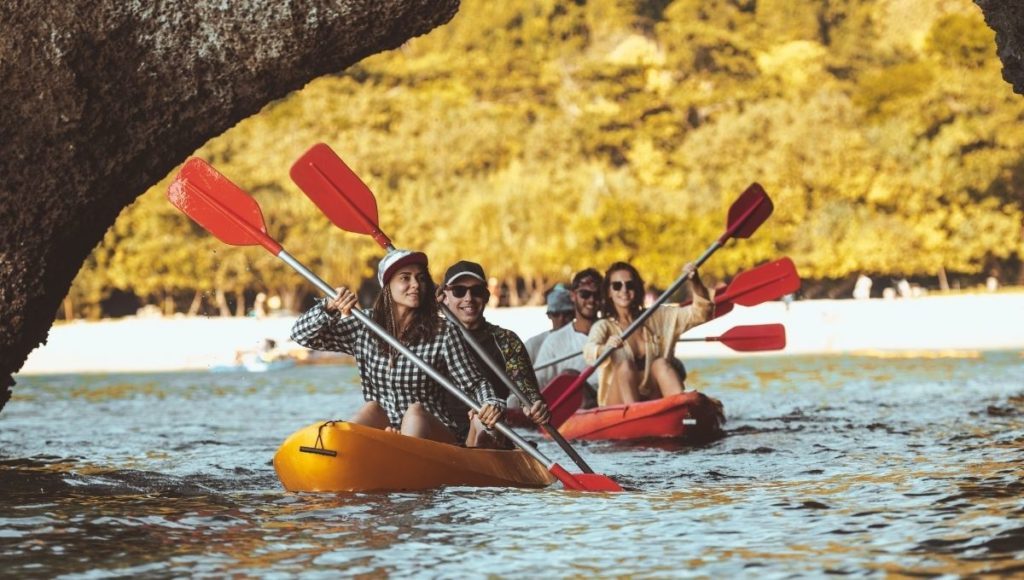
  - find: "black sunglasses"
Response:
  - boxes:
[610,280,638,292]
[575,289,597,300]
[448,284,490,300]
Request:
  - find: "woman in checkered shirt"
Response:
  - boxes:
[290,249,505,444]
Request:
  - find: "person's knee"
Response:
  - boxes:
[362,400,385,413]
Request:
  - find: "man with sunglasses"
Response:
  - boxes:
[440,260,550,448]
[533,268,604,409]
[524,284,574,362]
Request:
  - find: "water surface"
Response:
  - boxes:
[3,352,1023,577]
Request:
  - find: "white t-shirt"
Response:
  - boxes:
[524,329,552,363]
[533,322,596,389]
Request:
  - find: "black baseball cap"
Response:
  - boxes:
[444,261,487,286]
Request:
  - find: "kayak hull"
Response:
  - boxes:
[273,421,556,492]
[557,391,725,441]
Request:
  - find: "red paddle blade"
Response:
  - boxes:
[542,373,585,428]
[290,143,392,248]
[720,257,801,306]
[718,324,787,352]
[167,158,281,254]
[725,183,773,240]
[549,464,624,492]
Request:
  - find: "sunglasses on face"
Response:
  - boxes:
[448,284,490,300]
[575,289,597,300]
[610,280,638,293]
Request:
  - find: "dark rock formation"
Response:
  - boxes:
[0,1,459,411]
[976,1,1024,94]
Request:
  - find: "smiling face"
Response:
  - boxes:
[445,275,489,329]
[572,278,600,321]
[606,270,638,315]
[388,264,427,311]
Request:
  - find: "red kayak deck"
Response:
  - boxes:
[508,391,726,441]
[558,391,725,441]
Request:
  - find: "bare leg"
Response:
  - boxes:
[350,401,392,430]
[400,403,457,444]
[605,361,643,406]
[466,417,512,449]
[650,357,685,398]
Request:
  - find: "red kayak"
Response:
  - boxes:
[558,391,725,441]
[507,391,725,441]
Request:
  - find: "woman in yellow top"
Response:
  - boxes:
[583,261,714,406]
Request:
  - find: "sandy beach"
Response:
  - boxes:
[16,292,1024,376]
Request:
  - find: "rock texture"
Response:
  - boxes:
[976,0,1024,94]
[0,1,459,411]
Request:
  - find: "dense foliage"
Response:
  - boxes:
[65,0,1024,318]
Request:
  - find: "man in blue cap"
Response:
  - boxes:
[524,284,574,362]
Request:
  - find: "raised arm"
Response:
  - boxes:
[670,274,715,335]
[289,296,362,355]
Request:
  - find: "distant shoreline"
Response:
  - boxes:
[17,292,1024,376]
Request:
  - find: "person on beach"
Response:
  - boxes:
[534,268,604,409]
[440,260,550,448]
[524,284,574,362]
[290,250,505,445]
[583,261,714,407]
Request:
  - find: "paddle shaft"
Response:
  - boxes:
[548,197,765,412]
[536,323,780,371]
[439,307,595,474]
[367,236,595,473]
[546,248,719,411]
[277,250,573,475]
[534,350,580,371]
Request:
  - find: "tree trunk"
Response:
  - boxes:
[527,277,546,306]
[163,292,175,316]
[506,278,521,307]
[187,290,203,316]
[215,288,231,317]
[280,288,299,314]
[937,266,949,291]
[63,297,74,321]
[235,290,246,317]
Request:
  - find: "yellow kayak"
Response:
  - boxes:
[273,421,556,492]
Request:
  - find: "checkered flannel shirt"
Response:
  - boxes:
[290,300,503,431]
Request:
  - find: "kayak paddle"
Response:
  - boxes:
[544,183,774,424]
[533,257,801,372]
[288,144,624,491]
[681,256,801,319]
[167,157,620,493]
[678,323,786,352]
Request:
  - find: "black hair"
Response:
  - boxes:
[572,268,603,289]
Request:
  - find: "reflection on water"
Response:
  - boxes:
[2,352,1023,576]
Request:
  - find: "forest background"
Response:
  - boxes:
[62,0,1024,320]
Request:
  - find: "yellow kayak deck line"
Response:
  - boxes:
[273,421,556,492]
